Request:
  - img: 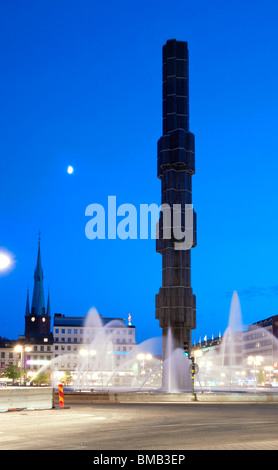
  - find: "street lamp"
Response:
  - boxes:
[264,365,274,386]
[193,349,203,359]
[79,348,96,357]
[14,345,32,385]
[79,348,96,388]
[137,353,153,375]
[247,355,263,391]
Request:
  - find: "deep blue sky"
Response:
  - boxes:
[1,0,278,347]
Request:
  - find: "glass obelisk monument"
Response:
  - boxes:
[155,39,197,389]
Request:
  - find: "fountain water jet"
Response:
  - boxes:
[195,291,250,390]
[162,328,191,393]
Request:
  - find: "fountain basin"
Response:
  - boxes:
[54,390,278,405]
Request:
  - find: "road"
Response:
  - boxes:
[1,402,278,450]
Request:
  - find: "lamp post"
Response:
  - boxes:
[264,365,274,387]
[79,348,96,388]
[247,355,263,391]
[14,345,32,385]
[189,349,202,401]
[137,353,152,377]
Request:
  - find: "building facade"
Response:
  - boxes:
[52,313,137,387]
[243,315,278,366]
[192,316,278,387]
[0,242,138,387]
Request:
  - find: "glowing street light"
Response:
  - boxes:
[137,353,153,375]
[247,355,263,366]
[137,354,145,361]
[137,353,153,361]
[14,345,32,385]
[14,345,32,353]
[79,348,96,357]
[194,349,203,359]
[79,348,97,387]
[79,348,88,357]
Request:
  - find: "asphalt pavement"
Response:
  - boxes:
[1,402,278,451]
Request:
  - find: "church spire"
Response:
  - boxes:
[25,289,30,316]
[46,289,51,317]
[25,234,53,342]
[31,233,45,316]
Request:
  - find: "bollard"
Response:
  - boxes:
[58,383,64,408]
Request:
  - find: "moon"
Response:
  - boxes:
[67,165,74,174]
[0,251,13,272]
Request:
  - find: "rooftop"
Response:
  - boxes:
[53,313,134,328]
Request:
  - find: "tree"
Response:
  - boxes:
[60,371,72,385]
[33,371,50,386]
[258,370,265,385]
[3,364,21,383]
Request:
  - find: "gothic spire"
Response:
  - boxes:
[31,234,45,315]
[46,289,51,317]
[25,289,30,316]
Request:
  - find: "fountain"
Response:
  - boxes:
[193,291,246,390]
[27,307,192,393]
[192,291,278,391]
[162,328,191,393]
[27,291,278,395]
[25,308,163,392]
[25,303,209,393]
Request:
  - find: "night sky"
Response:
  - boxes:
[1,0,278,348]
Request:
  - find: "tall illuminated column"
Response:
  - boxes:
[155,40,197,380]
